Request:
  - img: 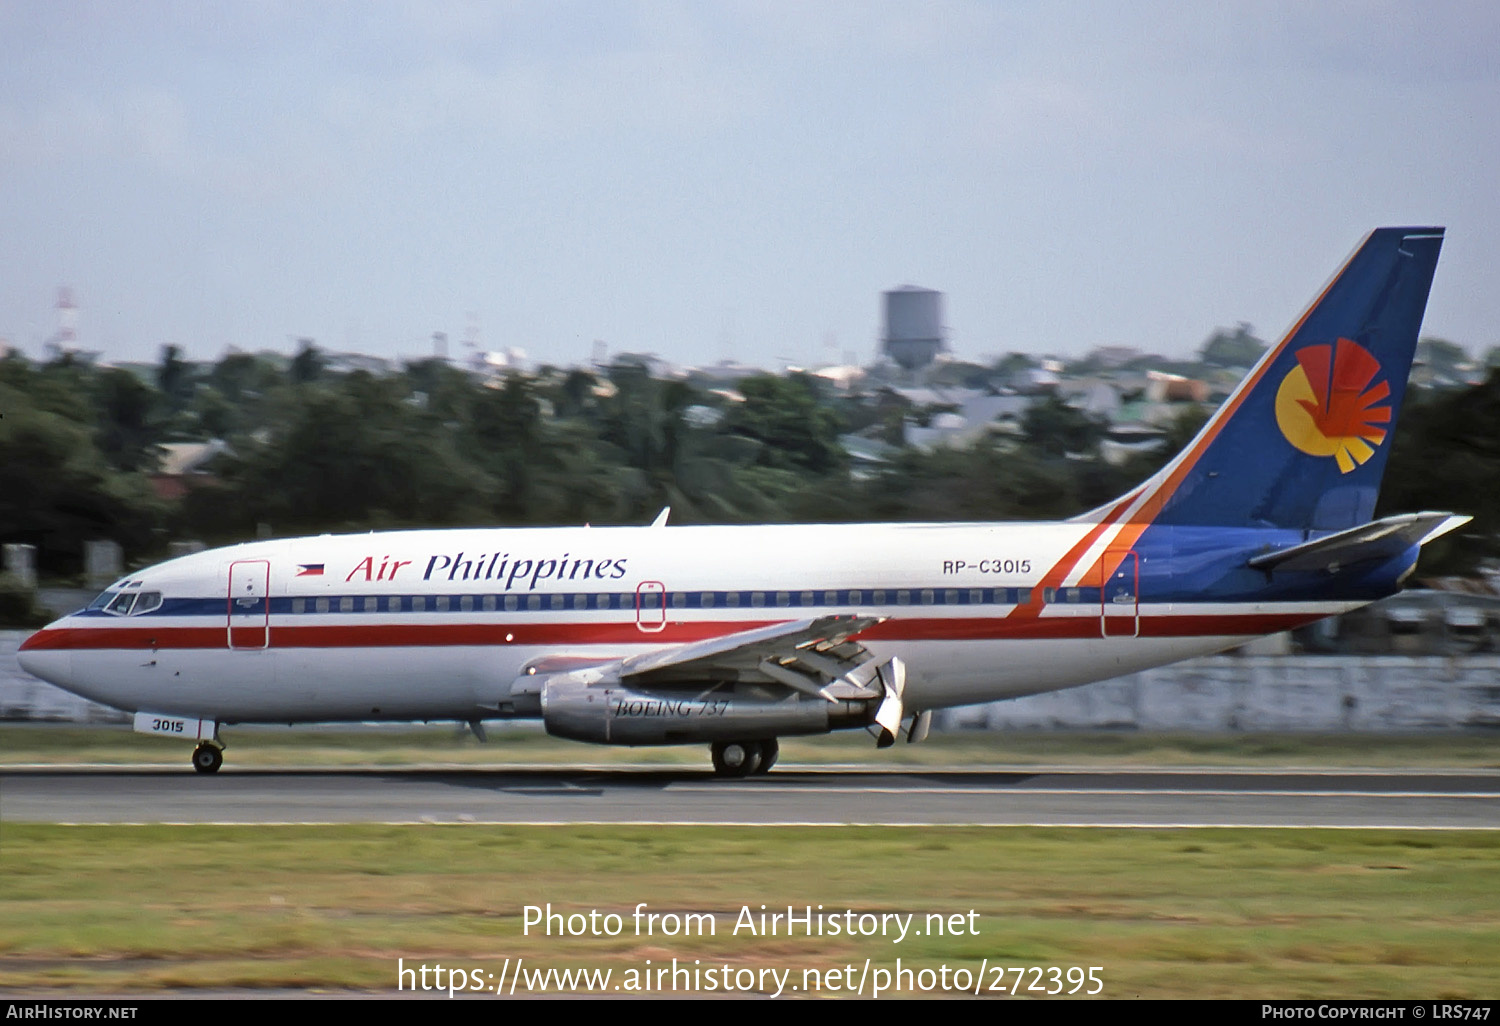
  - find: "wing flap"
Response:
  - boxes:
[619,614,883,680]
[510,614,886,698]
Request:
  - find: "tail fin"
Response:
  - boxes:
[1100,227,1444,532]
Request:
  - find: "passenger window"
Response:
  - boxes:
[573,594,587,610]
[701,593,715,608]
[412,596,425,611]
[671,593,685,608]
[725,592,740,607]
[316,597,330,613]
[389,596,402,612]
[823,591,836,605]
[750,592,765,607]
[340,597,353,612]
[550,594,564,610]
[292,598,306,614]
[921,589,935,605]
[435,596,449,612]
[848,590,862,605]
[505,595,518,611]
[482,595,496,612]
[460,595,474,612]
[364,597,378,612]
[775,592,789,607]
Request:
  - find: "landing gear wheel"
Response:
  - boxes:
[192,743,223,774]
[711,740,762,778]
[753,738,779,774]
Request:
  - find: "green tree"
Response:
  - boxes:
[1378,369,1500,574]
[156,344,195,410]
[0,383,161,574]
[93,367,161,472]
[1021,394,1107,458]
[289,339,324,384]
[218,373,494,534]
[1199,322,1266,368]
[724,374,846,475]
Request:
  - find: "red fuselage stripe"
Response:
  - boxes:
[22,612,1326,651]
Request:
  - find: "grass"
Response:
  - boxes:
[0,825,1496,997]
[4,723,1500,769]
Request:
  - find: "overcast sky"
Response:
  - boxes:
[2,1,1496,369]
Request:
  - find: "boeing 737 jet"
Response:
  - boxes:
[18,227,1463,775]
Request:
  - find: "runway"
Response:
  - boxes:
[3,766,1498,828]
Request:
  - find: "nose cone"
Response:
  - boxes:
[17,623,73,688]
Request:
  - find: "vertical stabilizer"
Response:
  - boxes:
[1096,227,1444,532]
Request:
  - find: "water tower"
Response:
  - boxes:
[881,286,945,371]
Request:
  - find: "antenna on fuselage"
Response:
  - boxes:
[650,507,671,528]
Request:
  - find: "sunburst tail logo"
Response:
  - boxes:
[1273,338,1392,473]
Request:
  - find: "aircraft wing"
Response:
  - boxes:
[1247,512,1470,574]
[514,614,888,700]
[621,614,881,685]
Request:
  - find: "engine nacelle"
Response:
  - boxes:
[540,678,877,745]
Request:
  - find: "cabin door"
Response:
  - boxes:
[227,559,271,649]
[635,580,666,633]
[1101,550,1140,638]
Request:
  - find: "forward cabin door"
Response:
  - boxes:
[1101,550,1140,638]
[227,559,271,649]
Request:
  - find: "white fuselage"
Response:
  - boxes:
[19,521,1352,728]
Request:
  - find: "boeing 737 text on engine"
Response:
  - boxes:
[18,228,1466,775]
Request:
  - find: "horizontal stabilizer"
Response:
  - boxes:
[1246,512,1470,574]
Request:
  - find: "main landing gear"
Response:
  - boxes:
[710,738,778,778]
[191,742,223,774]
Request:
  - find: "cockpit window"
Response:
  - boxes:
[97,590,162,616]
[103,592,137,616]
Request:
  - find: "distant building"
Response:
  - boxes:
[323,351,393,376]
[1146,371,1209,403]
[148,440,229,501]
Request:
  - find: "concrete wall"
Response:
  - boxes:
[4,630,1498,731]
[936,655,1500,732]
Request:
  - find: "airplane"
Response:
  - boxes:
[17,227,1465,777]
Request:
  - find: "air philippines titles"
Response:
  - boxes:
[343,552,629,590]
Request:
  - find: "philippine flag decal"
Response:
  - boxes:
[296,563,325,577]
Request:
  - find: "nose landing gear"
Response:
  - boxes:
[191,742,223,774]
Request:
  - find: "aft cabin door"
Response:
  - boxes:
[227,559,270,649]
[1101,551,1140,638]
